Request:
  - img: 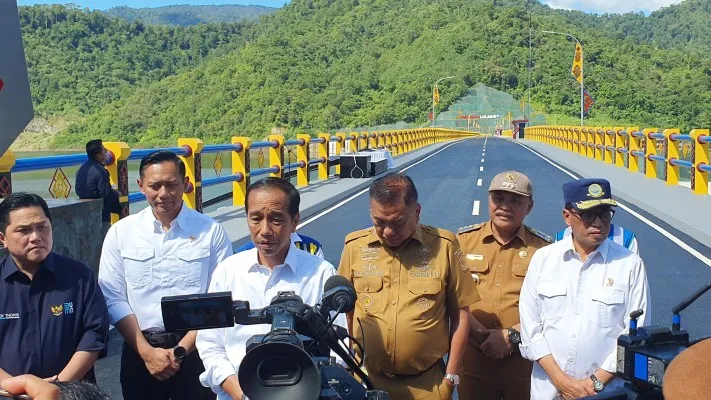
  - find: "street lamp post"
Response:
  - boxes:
[542,30,584,126]
[432,76,454,127]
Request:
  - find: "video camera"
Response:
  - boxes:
[584,281,711,400]
[160,275,388,400]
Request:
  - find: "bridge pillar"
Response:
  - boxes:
[335,132,347,176]
[348,132,358,153]
[627,127,641,173]
[613,127,626,168]
[390,132,399,156]
[691,129,710,195]
[103,142,130,223]
[231,137,250,206]
[603,127,615,164]
[384,132,392,154]
[296,134,311,187]
[0,150,16,198]
[178,138,204,212]
[368,132,377,150]
[267,134,285,178]
[664,129,680,186]
[643,128,658,179]
[377,132,386,151]
[594,127,604,161]
[359,132,368,151]
[317,133,330,181]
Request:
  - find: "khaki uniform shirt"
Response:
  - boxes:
[338,224,480,376]
[457,221,551,381]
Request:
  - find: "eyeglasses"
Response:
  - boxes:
[571,208,615,224]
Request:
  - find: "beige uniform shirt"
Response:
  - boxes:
[457,221,551,380]
[338,224,480,376]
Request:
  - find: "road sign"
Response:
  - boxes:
[0,0,34,157]
[48,168,71,199]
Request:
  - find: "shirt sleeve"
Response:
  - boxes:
[97,224,134,325]
[519,250,552,361]
[629,237,639,255]
[196,261,237,392]
[77,269,110,354]
[600,256,650,372]
[208,225,233,290]
[96,167,112,199]
[446,238,480,311]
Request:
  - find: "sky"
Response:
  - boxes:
[18,0,684,14]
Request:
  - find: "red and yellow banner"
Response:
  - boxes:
[571,42,583,84]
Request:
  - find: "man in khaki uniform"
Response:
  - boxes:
[457,171,552,400]
[338,173,479,400]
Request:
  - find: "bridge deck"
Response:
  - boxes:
[94,137,711,399]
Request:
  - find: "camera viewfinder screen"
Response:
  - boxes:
[162,293,233,332]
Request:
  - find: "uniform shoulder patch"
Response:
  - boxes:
[422,225,456,242]
[344,228,372,244]
[458,222,485,235]
[525,225,553,244]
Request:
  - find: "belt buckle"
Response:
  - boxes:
[380,371,397,379]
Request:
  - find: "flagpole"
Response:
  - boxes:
[542,30,584,126]
[432,76,454,127]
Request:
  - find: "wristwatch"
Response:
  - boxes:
[444,373,460,385]
[507,327,522,346]
[173,345,187,361]
[590,374,604,393]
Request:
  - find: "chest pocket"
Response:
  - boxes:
[538,282,567,320]
[354,277,385,315]
[176,247,210,288]
[121,247,154,288]
[590,289,626,328]
[407,278,443,319]
[512,253,530,278]
[469,260,488,286]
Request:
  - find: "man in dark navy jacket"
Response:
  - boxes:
[0,193,109,384]
[75,139,121,234]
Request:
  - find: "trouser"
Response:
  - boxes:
[368,360,453,400]
[119,334,215,400]
[458,375,530,400]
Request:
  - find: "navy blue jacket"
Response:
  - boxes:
[75,159,120,221]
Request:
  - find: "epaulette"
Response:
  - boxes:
[344,228,372,244]
[458,222,485,235]
[525,225,553,244]
[422,225,456,243]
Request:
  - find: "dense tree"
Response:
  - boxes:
[106,4,276,26]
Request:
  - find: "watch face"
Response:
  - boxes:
[509,329,521,344]
[593,380,604,392]
[174,346,187,360]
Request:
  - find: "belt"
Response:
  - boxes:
[142,331,186,349]
[378,359,444,380]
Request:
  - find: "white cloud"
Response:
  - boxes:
[542,0,683,14]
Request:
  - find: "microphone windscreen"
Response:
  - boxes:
[324,274,353,293]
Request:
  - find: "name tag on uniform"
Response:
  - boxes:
[467,254,484,261]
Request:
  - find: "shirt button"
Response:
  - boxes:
[389,325,394,330]
[391,300,396,305]
[568,358,574,363]
[575,311,580,315]
[496,283,501,287]
[498,265,502,269]
[572,334,577,338]
[493,301,498,306]
[393,277,399,283]
[387,351,392,356]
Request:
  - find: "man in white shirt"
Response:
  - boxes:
[196,177,342,400]
[519,178,650,400]
[98,151,233,400]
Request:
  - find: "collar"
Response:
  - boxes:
[564,234,609,263]
[1,252,56,282]
[142,202,189,231]
[366,224,425,247]
[482,221,527,246]
[250,241,299,274]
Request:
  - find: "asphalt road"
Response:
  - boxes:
[95,137,711,399]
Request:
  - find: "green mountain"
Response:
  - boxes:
[20,4,253,116]
[35,0,711,148]
[106,4,277,26]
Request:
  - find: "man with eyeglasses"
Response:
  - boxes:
[456,171,552,400]
[518,178,650,400]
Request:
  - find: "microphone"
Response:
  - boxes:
[321,275,356,315]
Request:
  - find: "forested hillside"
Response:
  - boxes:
[20,5,254,116]
[106,4,276,26]
[18,0,711,148]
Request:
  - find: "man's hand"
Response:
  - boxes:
[554,375,596,400]
[141,347,180,381]
[1,374,60,400]
[437,378,455,400]
[478,328,513,360]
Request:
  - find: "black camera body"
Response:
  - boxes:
[162,287,388,400]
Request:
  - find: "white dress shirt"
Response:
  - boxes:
[196,243,344,399]
[519,236,650,399]
[98,203,233,330]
